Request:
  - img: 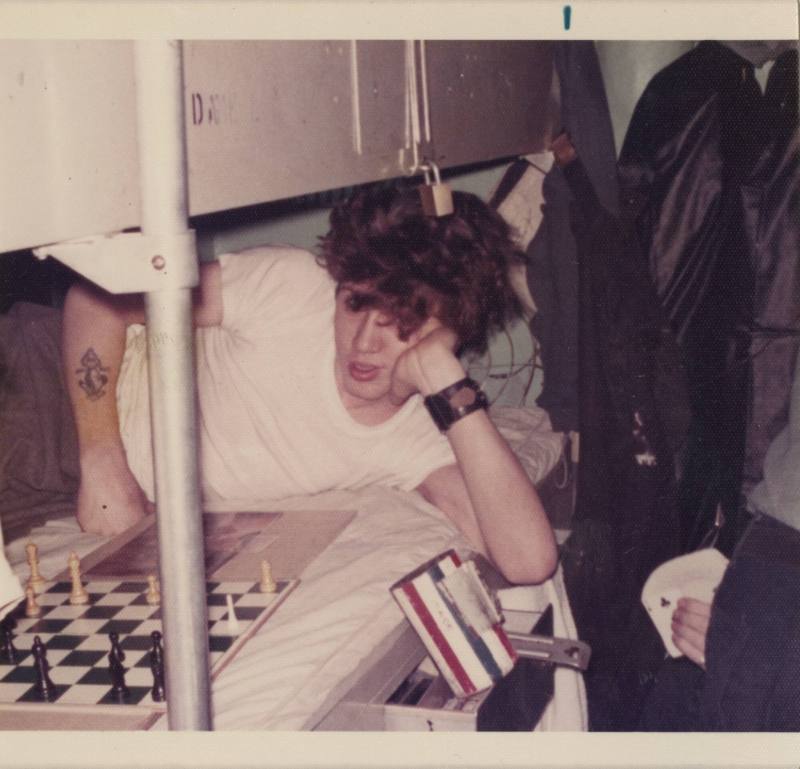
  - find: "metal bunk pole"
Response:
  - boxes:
[134,40,211,730]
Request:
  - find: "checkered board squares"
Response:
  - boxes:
[0,578,297,710]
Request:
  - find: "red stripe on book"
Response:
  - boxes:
[401,582,476,695]
[494,624,518,662]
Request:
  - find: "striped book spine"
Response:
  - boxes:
[391,551,516,698]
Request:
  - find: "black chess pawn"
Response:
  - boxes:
[149,630,166,702]
[108,631,129,700]
[32,635,57,702]
[1,615,18,665]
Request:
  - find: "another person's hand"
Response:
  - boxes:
[672,597,712,670]
[390,320,461,405]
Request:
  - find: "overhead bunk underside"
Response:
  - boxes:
[1,40,554,254]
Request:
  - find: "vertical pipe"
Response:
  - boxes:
[133,40,211,730]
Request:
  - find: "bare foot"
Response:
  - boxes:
[77,447,155,536]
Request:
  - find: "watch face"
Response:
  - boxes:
[425,378,487,432]
[450,385,478,409]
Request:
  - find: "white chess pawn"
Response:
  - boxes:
[25,542,46,593]
[24,586,42,618]
[145,575,161,606]
[67,552,89,606]
[259,559,277,593]
[225,594,240,635]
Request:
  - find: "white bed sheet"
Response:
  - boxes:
[0,525,24,620]
[5,486,585,731]
[210,487,464,729]
[491,405,566,487]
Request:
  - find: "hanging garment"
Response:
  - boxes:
[524,41,619,432]
[558,152,686,730]
[617,42,800,551]
[0,303,79,533]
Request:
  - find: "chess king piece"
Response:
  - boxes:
[259,559,277,593]
[32,635,57,702]
[149,630,166,702]
[145,575,161,606]
[24,585,41,618]
[67,551,89,605]
[25,542,46,593]
[108,631,129,700]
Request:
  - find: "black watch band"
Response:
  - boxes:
[424,377,489,432]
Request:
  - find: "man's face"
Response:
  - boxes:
[333,283,420,418]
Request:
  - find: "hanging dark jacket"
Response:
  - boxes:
[525,41,619,432]
[563,152,683,590]
[617,42,800,550]
[558,151,686,730]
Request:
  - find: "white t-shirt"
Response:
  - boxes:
[117,246,455,506]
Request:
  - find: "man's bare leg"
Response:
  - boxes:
[62,281,153,536]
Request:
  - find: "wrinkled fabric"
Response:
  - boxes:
[618,42,800,551]
[0,303,78,535]
[0,521,23,621]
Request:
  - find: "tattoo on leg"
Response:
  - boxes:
[76,348,109,400]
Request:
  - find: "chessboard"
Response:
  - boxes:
[0,576,297,717]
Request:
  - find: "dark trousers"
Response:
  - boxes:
[640,514,800,731]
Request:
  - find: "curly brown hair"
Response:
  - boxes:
[318,185,523,356]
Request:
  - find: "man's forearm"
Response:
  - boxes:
[446,409,558,584]
[411,345,558,584]
[62,281,151,535]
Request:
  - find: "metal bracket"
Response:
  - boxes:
[507,632,592,671]
[33,230,199,294]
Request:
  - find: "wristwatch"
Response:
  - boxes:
[424,377,489,432]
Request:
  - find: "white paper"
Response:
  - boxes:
[641,548,729,657]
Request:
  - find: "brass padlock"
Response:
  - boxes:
[418,162,454,217]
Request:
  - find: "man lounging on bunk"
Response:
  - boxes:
[62,185,558,585]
